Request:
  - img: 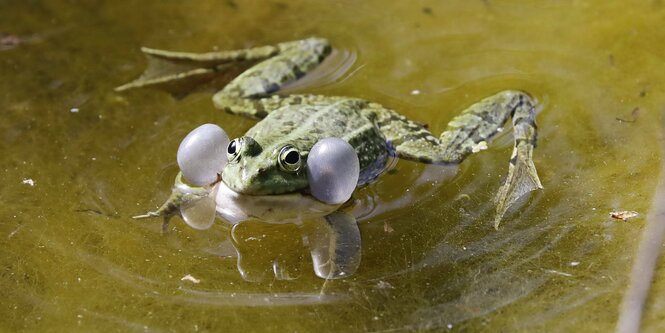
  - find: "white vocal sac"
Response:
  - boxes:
[177,123,229,186]
[307,137,360,204]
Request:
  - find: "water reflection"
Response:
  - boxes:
[231,212,361,281]
[178,162,457,282]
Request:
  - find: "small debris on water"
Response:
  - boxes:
[615,107,640,123]
[21,178,35,186]
[375,280,395,289]
[569,261,580,267]
[0,33,21,46]
[181,274,200,284]
[471,141,488,153]
[454,193,471,202]
[545,269,573,277]
[70,107,79,113]
[610,210,639,221]
[383,222,394,233]
[410,89,421,95]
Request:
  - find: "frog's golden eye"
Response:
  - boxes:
[227,138,242,162]
[278,145,302,172]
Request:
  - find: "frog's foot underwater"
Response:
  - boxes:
[131,172,212,233]
[120,37,543,229]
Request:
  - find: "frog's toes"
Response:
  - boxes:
[132,211,161,219]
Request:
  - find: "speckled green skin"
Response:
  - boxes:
[121,37,543,227]
[222,98,389,195]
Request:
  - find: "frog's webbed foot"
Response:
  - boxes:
[491,93,543,228]
[493,137,543,229]
[115,45,279,97]
[133,172,214,232]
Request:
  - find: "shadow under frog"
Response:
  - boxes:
[122,37,543,280]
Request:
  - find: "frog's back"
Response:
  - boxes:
[246,99,391,181]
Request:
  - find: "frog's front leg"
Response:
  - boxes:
[133,172,211,232]
[371,91,542,228]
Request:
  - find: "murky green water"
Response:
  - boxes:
[2,1,665,332]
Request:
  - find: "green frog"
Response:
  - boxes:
[119,37,543,233]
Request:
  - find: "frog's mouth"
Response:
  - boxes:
[212,181,340,225]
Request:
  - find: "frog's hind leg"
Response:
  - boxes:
[116,37,331,102]
[212,38,332,118]
[115,43,282,96]
[372,90,542,228]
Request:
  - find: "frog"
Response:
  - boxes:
[118,36,542,241]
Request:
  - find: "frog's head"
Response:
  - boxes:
[176,124,360,206]
[221,136,309,195]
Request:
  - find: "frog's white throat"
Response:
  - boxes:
[213,181,341,225]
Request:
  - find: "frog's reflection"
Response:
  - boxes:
[230,211,361,281]
[132,155,459,282]
[149,162,457,281]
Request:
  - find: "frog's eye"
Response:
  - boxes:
[278,145,302,172]
[227,138,243,162]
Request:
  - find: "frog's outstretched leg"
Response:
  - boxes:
[115,44,280,95]
[116,37,332,108]
[370,90,542,228]
[132,172,210,232]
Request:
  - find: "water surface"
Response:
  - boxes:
[1,1,664,332]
